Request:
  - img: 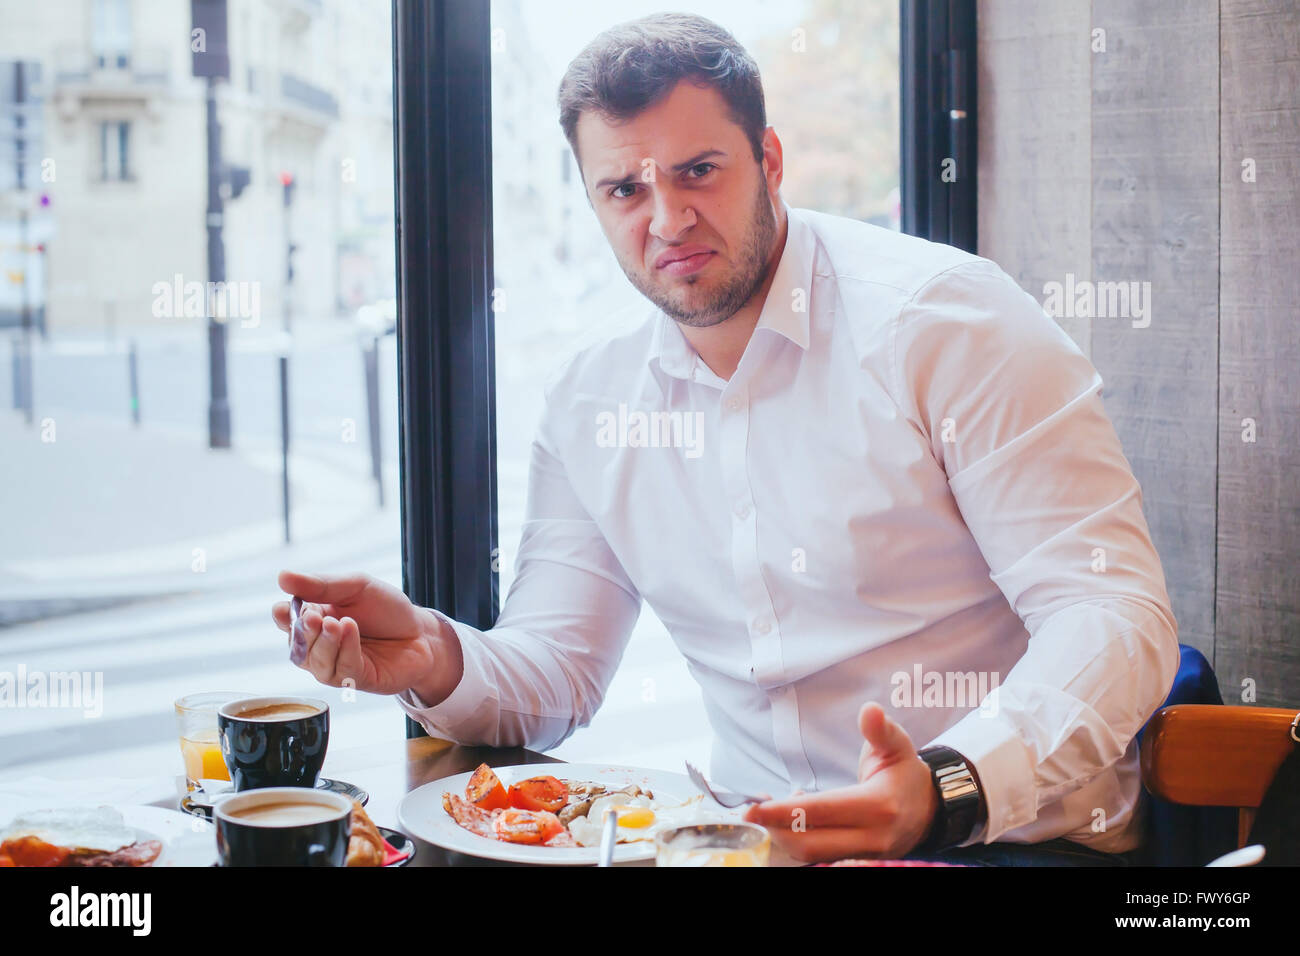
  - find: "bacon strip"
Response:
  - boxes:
[442,791,499,839]
[1,836,162,867]
[64,840,163,867]
[543,828,578,847]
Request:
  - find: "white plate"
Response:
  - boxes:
[118,806,217,867]
[398,763,739,865]
[0,806,217,867]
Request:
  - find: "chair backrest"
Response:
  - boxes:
[1140,704,1299,847]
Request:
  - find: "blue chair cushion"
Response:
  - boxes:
[1135,644,1237,866]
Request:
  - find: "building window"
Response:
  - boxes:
[99,120,131,181]
[92,0,132,70]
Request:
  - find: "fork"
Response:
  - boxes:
[685,761,766,809]
[288,596,308,666]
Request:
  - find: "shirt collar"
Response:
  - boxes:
[650,200,814,382]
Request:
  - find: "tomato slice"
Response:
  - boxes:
[465,763,510,811]
[492,808,564,845]
[1,837,71,867]
[507,775,568,813]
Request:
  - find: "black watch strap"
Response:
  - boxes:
[915,746,982,853]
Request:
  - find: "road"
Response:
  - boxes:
[1,320,712,802]
[0,532,712,791]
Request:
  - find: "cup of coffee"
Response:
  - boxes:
[214,787,352,867]
[218,696,329,792]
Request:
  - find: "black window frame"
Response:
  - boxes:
[390,0,976,738]
[900,0,977,251]
[392,0,499,738]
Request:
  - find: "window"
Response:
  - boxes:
[390,0,973,760]
[485,0,901,768]
[98,120,130,181]
[0,0,400,785]
[91,0,132,70]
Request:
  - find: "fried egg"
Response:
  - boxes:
[1,807,137,852]
[566,793,731,847]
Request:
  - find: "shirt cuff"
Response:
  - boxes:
[925,702,1037,845]
[394,608,494,736]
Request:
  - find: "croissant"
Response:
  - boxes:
[346,800,387,867]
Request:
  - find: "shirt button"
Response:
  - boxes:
[754,617,772,634]
[726,397,741,411]
[733,501,750,519]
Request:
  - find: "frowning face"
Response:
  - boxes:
[575,79,782,328]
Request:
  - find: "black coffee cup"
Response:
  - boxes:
[214,787,352,867]
[218,696,329,792]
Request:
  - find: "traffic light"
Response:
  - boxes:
[280,170,295,208]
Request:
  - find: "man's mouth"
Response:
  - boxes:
[656,249,716,277]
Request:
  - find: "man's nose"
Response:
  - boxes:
[648,186,697,243]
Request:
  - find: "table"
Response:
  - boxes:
[152,736,802,866]
[153,736,563,866]
[322,736,561,867]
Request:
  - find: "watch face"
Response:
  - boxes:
[918,748,981,850]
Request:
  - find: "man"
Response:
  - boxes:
[272,13,1179,864]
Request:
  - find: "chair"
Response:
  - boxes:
[1140,689,1298,864]
[1133,644,1234,866]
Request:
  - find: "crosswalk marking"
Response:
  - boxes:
[0,581,713,786]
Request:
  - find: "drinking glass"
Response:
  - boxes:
[655,822,771,867]
[174,692,250,792]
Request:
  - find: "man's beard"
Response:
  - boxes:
[621,181,778,329]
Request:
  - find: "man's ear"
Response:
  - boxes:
[761,126,784,196]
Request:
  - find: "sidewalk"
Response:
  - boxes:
[0,408,400,624]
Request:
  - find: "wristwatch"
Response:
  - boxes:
[915,746,984,853]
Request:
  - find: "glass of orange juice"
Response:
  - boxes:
[655,822,771,867]
[174,692,250,792]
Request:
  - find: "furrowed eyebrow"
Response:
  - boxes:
[669,149,726,174]
[593,170,637,191]
[592,149,728,191]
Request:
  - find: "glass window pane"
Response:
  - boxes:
[489,0,899,770]
[0,0,401,789]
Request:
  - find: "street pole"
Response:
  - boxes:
[363,335,383,508]
[281,173,293,336]
[279,353,290,543]
[14,62,33,426]
[205,74,231,448]
[18,205,32,425]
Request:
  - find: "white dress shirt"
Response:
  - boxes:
[398,202,1180,852]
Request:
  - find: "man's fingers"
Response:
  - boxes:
[271,601,290,632]
[744,782,896,830]
[290,606,324,667]
[858,701,917,761]
[278,570,369,606]
[331,617,365,687]
[307,615,344,685]
[763,824,889,864]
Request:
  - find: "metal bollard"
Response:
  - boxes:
[279,353,290,544]
[128,339,140,425]
[363,335,383,508]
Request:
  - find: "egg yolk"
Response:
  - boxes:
[614,806,656,829]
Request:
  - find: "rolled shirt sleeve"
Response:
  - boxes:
[890,259,1181,845]
[395,381,643,752]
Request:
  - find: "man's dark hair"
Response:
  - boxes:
[557,12,767,178]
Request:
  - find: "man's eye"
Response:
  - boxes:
[687,163,717,179]
[610,183,637,199]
